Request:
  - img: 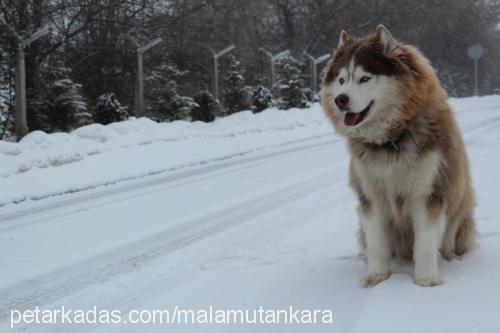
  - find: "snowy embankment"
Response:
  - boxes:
[0,107,330,206]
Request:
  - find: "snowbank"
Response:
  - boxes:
[0,105,329,206]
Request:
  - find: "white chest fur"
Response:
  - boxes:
[353,151,441,201]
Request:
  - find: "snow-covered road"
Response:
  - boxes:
[1,97,500,332]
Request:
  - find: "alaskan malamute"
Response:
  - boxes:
[321,25,476,287]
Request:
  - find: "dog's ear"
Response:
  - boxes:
[337,30,349,48]
[375,24,402,57]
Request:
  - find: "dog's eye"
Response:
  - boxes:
[339,78,345,85]
[360,76,371,83]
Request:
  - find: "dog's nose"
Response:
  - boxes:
[335,94,349,110]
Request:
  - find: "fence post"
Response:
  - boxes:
[15,45,28,138]
[14,25,50,138]
[135,51,144,116]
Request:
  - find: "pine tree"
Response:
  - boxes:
[0,45,14,139]
[273,56,307,110]
[32,48,91,132]
[251,85,273,112]
[222,56,249,115]
[0,101,13,140]
[48,78,92,130]
[145,57,197,122]
[93,93,129,125]
[191,90,218,122]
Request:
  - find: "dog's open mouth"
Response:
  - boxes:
[344,101,374,127]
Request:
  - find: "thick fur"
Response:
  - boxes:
[321,25,476,287]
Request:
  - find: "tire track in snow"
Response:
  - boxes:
[463,115,500,146]
[462,115,500,135]
[0,133,336,209]
[0,160,342,322]
[0,135,339,230]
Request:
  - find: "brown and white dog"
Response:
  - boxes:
[321,25,476,287]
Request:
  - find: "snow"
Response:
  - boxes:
[1,96,500,332]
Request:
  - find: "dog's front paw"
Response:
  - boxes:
[361,272,390,288]
[414,277,444,287]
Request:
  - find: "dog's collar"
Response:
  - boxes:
[374,129,421,153]
[380,137,401,151]
[376,130,406,152]
[386,139,401,151]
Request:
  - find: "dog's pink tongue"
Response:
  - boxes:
[344,112,361,126]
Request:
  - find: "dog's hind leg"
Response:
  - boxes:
[441,209,477,260]
[440,217,460,261]
[454,215,477,256]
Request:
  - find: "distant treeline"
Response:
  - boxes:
[1,0,499,136]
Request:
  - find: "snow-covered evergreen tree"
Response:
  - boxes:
[251,85,273,112]
[32,48,91,132]
[0,45,13,139]
[0,100,13,140]
[303,87,315,102]
[273,55,307,110]
[191,90,218,122]
[93,93,129,125]
[48,78,92,130]
[145,57,197,122]
[222,56,249,115]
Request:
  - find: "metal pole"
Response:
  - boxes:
[270,62,275,88]
[136,51,145,116]
[259,48,273,88]
[304,53,315,93]
[271,50,291,88]
[12,25,50,138]
[15,45,28,138]
[208,44,235,101]
[259,48,290,89]
[131,37,162,116]
[474,58,478,96]
[213,56,219,101]
[307,53,330,94]
[312,63,318,94]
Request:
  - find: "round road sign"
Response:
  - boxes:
[468,44,485,60]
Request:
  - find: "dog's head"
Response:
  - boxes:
[322,25,417,144]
